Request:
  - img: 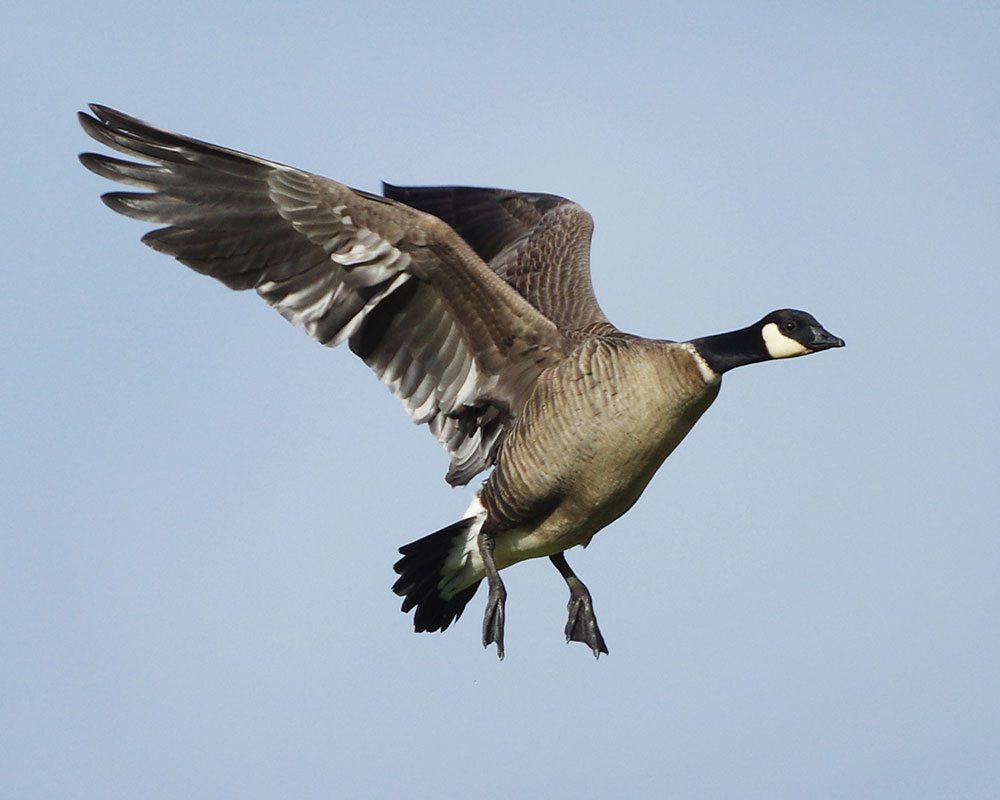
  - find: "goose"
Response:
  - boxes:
[78,104,844,659]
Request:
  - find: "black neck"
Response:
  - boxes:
[688,325,770,374]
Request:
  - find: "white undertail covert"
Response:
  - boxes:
[439,493,489,597]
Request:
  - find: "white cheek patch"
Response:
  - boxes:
[762,322,810,359]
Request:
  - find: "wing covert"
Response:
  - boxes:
[383,184,611,332]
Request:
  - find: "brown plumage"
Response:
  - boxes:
[79,105,843,658]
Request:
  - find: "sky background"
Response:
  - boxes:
[3,2,998,798]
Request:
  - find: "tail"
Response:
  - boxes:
[392,517,483,633]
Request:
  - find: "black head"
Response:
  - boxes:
[758,309,845,359]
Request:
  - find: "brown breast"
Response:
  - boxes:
[481,337,721,543]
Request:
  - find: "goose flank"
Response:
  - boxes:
[79,105,844,659]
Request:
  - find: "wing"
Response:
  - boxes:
[79,105,568,486]
[382,185,611,332]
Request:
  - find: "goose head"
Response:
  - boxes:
[689,309,844,375]
[759,309,845,359]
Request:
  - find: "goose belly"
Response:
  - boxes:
[486,342,719,564]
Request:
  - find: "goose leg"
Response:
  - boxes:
[478,526,507,660]
[550,552,609,658]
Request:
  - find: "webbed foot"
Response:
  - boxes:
[565,586,608,658]
[550,551,609,658]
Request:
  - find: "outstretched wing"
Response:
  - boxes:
[383,185,611,333]
[79,105,568,485]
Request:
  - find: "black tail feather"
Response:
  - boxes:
[392,519,481,633]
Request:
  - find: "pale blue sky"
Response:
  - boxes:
[3,2,998,798]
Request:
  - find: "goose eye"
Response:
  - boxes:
[783,320,798,332]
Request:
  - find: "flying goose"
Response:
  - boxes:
[79,105,844,659]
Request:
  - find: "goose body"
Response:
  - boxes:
[79,105,844,658]
[485,338,719,559]
[428,337,720,601]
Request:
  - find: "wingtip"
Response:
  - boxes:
[77,151,104,174]
[77,108,110,145]
[83,104,156,136]
[77,109,98,131]
[87,103,119,122]
[99,191,149,218]
[98,192,124,212]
